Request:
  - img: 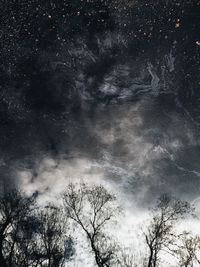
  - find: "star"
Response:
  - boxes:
[175,18,181,28]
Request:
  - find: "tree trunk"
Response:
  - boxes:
[147,247,153,267]
[90,238,103,267]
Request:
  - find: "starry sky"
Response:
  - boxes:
[0,0,200,206]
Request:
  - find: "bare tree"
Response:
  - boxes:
[36,205,74,267]
[144,194,191,267]
[0,188,74,267]
[0,189,35,267]
[63,183,120,267]
[175,232,200,267]
[12,214,43,267]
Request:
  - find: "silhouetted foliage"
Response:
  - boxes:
[175,232,200,267]
[0,190,74,267]
[36,205,73,267]
[0,185,198,267]
[144,194,191,267]
[63,183,120,267]
[0,189,35,267]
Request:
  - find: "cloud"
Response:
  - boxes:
[15,90,200,208]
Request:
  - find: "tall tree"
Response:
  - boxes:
[175,232,200,267]
[63,183,120,267]
[36,205,74,267]
[12,214,43,267]
[144,194,191,267]
[0,189,35,267]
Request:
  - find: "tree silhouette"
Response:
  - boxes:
[63,183,120,267]
[0,185,198,267]
[175,232,200,267]
[36,205,74,267]
[144,194,191,267]
[0,189,35,267]
[0,189,74,267]
[12,213,43,267]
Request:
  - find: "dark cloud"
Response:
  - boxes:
[0,0,200,204]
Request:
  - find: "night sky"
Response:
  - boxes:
[0,0,200,206]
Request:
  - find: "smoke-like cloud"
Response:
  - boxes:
[0,0,199,235]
